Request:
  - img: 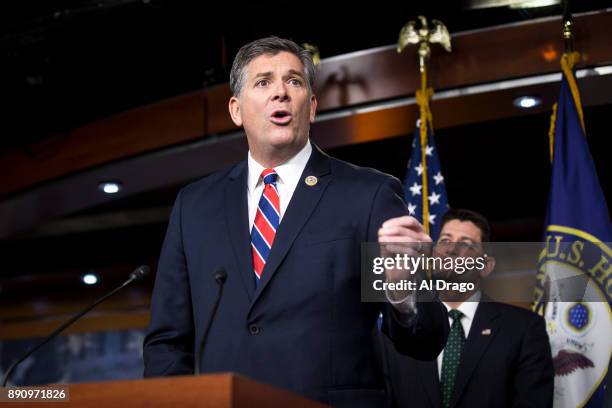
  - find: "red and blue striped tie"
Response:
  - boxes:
[251,168,280,283]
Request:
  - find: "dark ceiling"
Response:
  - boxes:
[2,0,611,152]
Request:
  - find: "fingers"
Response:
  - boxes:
[378,231,431,243]
[382,215,423,231]
[378,216,432,259]
[378,216,432,242]
[378,225,418,239]
[381,243,421,258]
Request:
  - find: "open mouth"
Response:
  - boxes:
[270,109,292,125]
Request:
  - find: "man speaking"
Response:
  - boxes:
[143,36,447,407]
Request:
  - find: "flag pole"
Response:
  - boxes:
[397,16,451,235]
[550,0,584,162]
[418,58,431,235]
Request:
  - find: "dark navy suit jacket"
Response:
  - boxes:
[143,144,447,407]
[381,301,554,408]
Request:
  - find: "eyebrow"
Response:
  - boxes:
[285,69,305,79]
[252,70,305,80]
[253,71,272,80]
[439,234,478,243]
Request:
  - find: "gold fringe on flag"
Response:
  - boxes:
[548,51,584,162]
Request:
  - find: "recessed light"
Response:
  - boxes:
[513,95,542,109]
[82,273,98,285]
[99,181,122,194]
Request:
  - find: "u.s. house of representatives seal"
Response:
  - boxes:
[533,227,611,407]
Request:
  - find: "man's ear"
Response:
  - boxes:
[229,96,242,127]
[480,256,496,278]
[309,94,317,123]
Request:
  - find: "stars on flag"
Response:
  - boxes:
[402,126,449,240]
[409,182,422,196]
[407,202,417,216]
[429,191,441,205]
[433,171,444,185]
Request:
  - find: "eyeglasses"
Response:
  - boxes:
[434,240,483,255]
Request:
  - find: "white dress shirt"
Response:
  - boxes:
[246,140,416,316]
[247,141,312,230]
[437,291,481,379]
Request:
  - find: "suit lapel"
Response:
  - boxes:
[451,301,501,407]
[249,144,332,310]
[417,359,442,408]
[225,161,255,300]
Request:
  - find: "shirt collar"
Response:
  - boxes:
[247,141,312,192]
[443,291,481,321]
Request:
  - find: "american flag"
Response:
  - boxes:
[403,120,449,241]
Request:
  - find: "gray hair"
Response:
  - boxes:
[229,36,316,97]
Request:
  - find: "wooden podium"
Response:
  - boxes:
[28,373,329,408]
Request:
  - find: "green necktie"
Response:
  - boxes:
[440,309,465,408]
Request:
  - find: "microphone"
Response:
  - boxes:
[1,265,150,387]
[194,267,227,376]
[130,265,150,281]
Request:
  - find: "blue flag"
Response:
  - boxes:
[403,120,449,241]
[533,55,612,408]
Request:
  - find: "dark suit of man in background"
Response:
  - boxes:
[382,209,554,408]
[143,36,447,408]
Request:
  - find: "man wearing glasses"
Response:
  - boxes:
[381,209,554,408]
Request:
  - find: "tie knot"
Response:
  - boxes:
[261,169,278,185]
[449,309,463,321]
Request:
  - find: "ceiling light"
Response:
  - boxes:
[99,181,122,194]
[513,95,542,109]
[82,273,98,285]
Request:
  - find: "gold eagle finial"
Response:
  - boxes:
[302,43,320,66]
[397,16,451,71]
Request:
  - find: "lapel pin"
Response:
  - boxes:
[481,329,491,336]
[305,175,318,186]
